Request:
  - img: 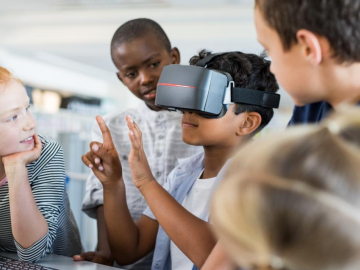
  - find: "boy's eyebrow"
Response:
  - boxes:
[141,53,161,64]
[122,53,162,71]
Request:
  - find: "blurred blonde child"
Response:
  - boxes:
[211,108,360,270]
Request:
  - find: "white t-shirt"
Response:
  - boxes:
[170,170,217,270]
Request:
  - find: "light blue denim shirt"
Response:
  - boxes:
[143,151,229,270]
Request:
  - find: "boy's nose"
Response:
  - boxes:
[139,72,154,85]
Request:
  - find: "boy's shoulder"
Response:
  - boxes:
[102,107,139,123]
[288,101,332,126]
[102,103,182,128]
[102,102,155,124]
[289,96,360,126]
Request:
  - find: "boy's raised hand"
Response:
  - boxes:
[82,116,122,187]
[126,115,155,190]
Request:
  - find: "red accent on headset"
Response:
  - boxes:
[157,83,195,89]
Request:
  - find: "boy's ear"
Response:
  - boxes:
[236,112,262,136]
[296,29,323,65]
[170,47,181,64]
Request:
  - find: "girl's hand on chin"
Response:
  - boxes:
[2,134,42,168]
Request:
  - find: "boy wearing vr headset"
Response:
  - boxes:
[76,19,201,268]
[82,50,280,270]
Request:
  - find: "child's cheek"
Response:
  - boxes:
[0,136,19,157]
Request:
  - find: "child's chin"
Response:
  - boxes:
[182,137,200,146]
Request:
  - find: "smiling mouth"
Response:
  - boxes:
[143,89,157,100]
[20,136,34,143]
[182,122,198,127]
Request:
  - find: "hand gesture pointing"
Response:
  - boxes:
[82,116,123,187]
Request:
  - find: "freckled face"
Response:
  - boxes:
[0,80,36,157]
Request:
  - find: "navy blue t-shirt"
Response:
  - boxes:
[289,101,360,126]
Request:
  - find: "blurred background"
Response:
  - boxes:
[0,0,294,252]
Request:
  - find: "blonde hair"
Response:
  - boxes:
[211,107,360,270]
[0,66,22,92]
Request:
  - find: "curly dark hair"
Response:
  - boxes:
[190,49,279,134]
[255,0,360,63]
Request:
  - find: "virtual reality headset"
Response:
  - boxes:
[155,53,281,118]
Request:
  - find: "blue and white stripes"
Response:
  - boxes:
[0,135,82,262]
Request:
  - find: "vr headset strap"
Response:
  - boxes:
[196,52,281,109]
[231,87,280,109]
[195,52,227,67]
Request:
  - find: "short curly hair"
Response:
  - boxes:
[111,18,171,56]
[190,50,279,134]
[255,0,360,63]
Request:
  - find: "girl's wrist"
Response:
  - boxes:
[3,157,26,168]
[4,162,26,176]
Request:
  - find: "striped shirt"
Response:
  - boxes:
[0,135,82,262]
[82,102,202,269]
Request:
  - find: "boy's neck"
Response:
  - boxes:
[324,62,360,108]
[201,146,234,179]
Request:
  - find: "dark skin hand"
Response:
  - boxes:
[73,206,114,266]
[80,116,159,265]
[80,116,217,267]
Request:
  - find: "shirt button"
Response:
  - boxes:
[157,114,163,120]
[156,151,162,157]
[158,134,165,140]
[122,155,128,160]
[156,171,162,177]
